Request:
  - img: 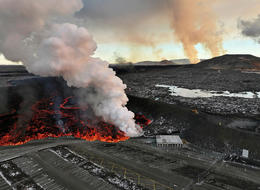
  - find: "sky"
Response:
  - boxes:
[1,0,260,64]
[0,54,22,65]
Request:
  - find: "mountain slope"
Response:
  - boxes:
[196,54,260,70]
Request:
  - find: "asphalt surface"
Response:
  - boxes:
[0,138,259,190]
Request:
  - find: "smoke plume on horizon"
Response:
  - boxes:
[170,0,224,63]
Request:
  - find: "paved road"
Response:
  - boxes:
[67,141,260,190]
[12,156,68,190]
[30,151,115,190]
[125,140,260,186]
[0,141,118,190]
[0,138,259,190]
[0,138,84,162]
[68,142,193,190]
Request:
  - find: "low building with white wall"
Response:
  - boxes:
[156,135,183,148]
[242,149,249,158]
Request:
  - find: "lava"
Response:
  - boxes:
[135,114,152,127]
[0,96,151,146]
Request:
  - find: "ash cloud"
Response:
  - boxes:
[239,14,260,43]
[0,0,142,137]
[170,0,224,63]
[76,0,166,29]
[77,0,225,63]
[76,0,170,61]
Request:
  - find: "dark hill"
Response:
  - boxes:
[196,54,260,70]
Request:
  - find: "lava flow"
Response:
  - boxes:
[0,96,151,146]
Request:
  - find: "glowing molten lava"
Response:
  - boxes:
[0,96,151,146]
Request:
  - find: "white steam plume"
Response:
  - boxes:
[0,0,83,62]
[33,23,142,136]
[0,0,142,137]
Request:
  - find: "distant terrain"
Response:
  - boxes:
[135,59,191,65]
[196,54,260,71]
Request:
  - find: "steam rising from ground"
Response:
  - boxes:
[170,0,224,63]
[0,0,142,137]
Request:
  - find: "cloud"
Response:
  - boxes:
[77,0,226,63]
[76,0,171,45]
[239,14,260,43]
[77,0,167,26]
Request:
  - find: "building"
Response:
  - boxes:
[156,135,183,148]
[242,149,249,158]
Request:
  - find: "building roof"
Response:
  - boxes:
[156,135,183,144]
[242,149,249,158]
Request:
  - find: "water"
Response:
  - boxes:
[156,84,260,99]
